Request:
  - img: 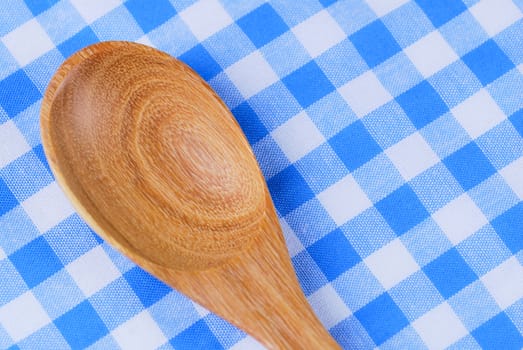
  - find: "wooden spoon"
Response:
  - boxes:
[40,41,340,349]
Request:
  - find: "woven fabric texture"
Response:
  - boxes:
[0,0,522,349]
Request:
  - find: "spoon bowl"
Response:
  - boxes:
[41,41,340,349]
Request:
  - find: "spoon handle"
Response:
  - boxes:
[138,196,340,349]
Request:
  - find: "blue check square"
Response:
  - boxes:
[179,44,222,80]
[443,142,496,191]
[58,27,99,59]
[237,3,288,48]
[350,20,401,68]
[491,203,523,254]
[267,165,314,216]
[376,184,429,236]
[415,0,467,27]
[23,0,59,16]
[282,61,335,108]
[0,176,17,216]
[509,108,523,137]
[171,320,224,350]
[319,0,338,6]
[308,229,361,281]
[423,248,477,298]
[355,293,409,345]
[463,40,515,86]
[124,266,171,308]
[231,102,268,144]
[0,70,41,117]
[472,312,523,350]
[329,120,381,171]
[396,81,448,129]
[125,0,176,33]
[9,236,63,288]
[54,300,108,349]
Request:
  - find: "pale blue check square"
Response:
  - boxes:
[428,60,482,108]
[306,91,357,139]
[37,1,87,46]
[488,69,523,115]
[343,206,397,257]
[0,43,18,81]
[382,1,434,48]
[457,225,513,276]
[12,103,45,148]
[327,0,375,36]
[351,153,404,203]
[285,198,336,247]
[0,0,522,349]
[379,326,426,350]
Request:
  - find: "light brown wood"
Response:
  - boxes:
[40,41,340,349]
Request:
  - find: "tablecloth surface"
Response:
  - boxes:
[0,0,522,349]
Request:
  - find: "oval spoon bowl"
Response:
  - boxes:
[41,41,340,349]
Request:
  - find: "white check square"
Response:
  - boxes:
[192,301,210,317]
[292,10,345,58]
[385,132,439,181]
[0,120,31,168]
[136,35,154,47]
[271,112,325,162]
[317,174,372,225]
[470,0,523,37]
[432,194,488,245]
[339,71,392,118]
[1,19,54,66]
[499,157,523,199]
[180,0,233,41]
[405,31,458,78]
[308,285,351,329]
[225,51,278,99]
[481,257,523,309]
[0,292,51,342]
[66,246,121,297]
[69,0,121,24]
[112,311,167,350]
[413,302,468,350]
[366,0,409,16]
[364,239,419,289]
[280,219,305,258]
[22,182,75,233]
[451,89,505,139]
[230,336,265,350]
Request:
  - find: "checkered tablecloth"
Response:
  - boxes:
[1,0,522,349]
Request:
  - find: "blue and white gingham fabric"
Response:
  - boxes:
[1,0,522,349]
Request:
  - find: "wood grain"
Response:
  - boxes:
[41,41,340,349]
